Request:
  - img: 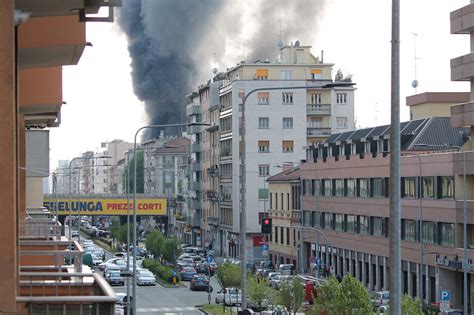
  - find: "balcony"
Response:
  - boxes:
[451,3,474,34]
[20,217,62,241]
[187,198,202,210]
[208,216,219,226]
[307,104,331,115]
[192,217,202,228]
[451,53,474,81]
[190,181,202,191]
[186,104,201,116]
[191,161,203,172]
[190,142,202,153]
[307,127,331,136]
[188,124,203,134]
[451,101,474,127]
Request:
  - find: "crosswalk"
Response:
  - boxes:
[137,306,197,313]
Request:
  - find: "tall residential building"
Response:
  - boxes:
[186,43,356,260]
[1,1,121,313]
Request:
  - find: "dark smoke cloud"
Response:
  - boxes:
[118,0,326,140]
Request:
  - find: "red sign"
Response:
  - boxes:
[253,235,266,246]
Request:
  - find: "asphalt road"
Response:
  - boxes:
[69,230,223,315]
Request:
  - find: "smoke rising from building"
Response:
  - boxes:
[118,0,326,140]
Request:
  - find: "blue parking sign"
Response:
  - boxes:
[440,290,451,302]
[206,255,214,264]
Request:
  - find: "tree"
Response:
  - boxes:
[122,149,144,194]
[292,278,304,314]
[334,68,353,83]
[160,237,181,263]
[145,230,165,258]
[276,283,292,312]
[248,275,272,310]
[312,275,372,314]
[401,294,423,315]
[216,262,241,289]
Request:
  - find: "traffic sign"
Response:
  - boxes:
[262,244,269,250]
[440,290,451,301]
[206,255,214,264]
[315,258,322,266]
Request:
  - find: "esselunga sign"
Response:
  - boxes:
[43,198,167,216]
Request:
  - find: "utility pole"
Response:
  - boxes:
[389,0,401,314]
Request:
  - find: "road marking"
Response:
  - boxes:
[136,306,197,313]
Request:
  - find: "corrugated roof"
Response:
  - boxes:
[337,130,356,142]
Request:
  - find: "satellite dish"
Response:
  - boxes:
[411,80,419,88]
[277,40,284,48]
[294,40,300,47]
[212,67,218,74]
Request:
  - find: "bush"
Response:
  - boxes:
[142,259,180,283]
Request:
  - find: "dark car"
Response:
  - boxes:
[195,262,214,275]
[105,269,124,286]
[190,275,212,291]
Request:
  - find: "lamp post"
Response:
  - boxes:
[132,122,208,314]
[419,143,467,313]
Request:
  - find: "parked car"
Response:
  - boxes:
[271,275,295,290]
[215,287,242,306]
[179,267,197,281]
[267,272,281,284]
[278,264,295,275]
[190,275,211,291]
[105,269,124,286]
[136,270,156,286]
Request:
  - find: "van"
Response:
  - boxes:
[279,264,295,275]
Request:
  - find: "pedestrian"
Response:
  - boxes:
[304,280,315,305]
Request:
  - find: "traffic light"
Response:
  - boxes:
[261,217,272,234]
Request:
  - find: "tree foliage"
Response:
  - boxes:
[248,276,272,310]
[216,262,241,289]
[401,294,423,315]
[292,278,304,313]
[160,237,181,263]
[122,149,144,194]
[334,68,353,83]
[312,275,372,314]
[145,230,165,258]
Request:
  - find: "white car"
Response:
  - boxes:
[99,258,128,271]
[136,270,156,286]
[215,288,242,306]
[92,253,103,266]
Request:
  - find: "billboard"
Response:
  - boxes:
[43,197,167,216]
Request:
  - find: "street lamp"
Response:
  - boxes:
[419,143,467,314]
[132,122,209,314]
[67,155,110,240]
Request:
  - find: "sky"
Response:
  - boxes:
[49,0,470,168]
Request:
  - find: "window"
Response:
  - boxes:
[336,93,347,104]
[422,221,436,244]
[258,117,269,129]
[323,213,334,230]
[346,215,356,233]
[304,211,311,226]
[286,228,290,245]
[314,211,322,228]
[357,178,369,197]
[282,140,294,153]
[322,179,332,196]
[370,178,384,198]
[335,214,344,231]
[402,177,416,198]
[371,217,383,237]
[282,92,293,104]
[402,219,417,242]
[258,92,269,105]
[439,223,454,246]
[334,179,344,196]
[256,69,268,80]
[438,176,454,199]
[258,141,270,153]
[258,164,269,176]
[336,117,347,129]
[280,227,284,244]
[282,117,293,129]
[281,70,292,80]
[310,69,322,80]
[345,179,356,197]
[258,188,268,200]
[422,177,434,199]
[310,93,322,104]
[358,216,369,235]
[274,226,278,243]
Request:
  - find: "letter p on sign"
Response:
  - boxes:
[440,290,450,302]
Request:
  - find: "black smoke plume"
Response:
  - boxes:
[118,0,326,140]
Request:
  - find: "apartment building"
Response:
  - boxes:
[0,1,121,313]
[279,117,469,309]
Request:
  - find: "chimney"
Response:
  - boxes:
[321,50,324,63]
[159,130,165,139]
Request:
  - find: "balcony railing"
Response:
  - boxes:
[20,218,62,241]
[17,271,117,315]
[307,104,331,115]
[307,127,331,136]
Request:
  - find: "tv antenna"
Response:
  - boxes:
[411,32,420,93]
